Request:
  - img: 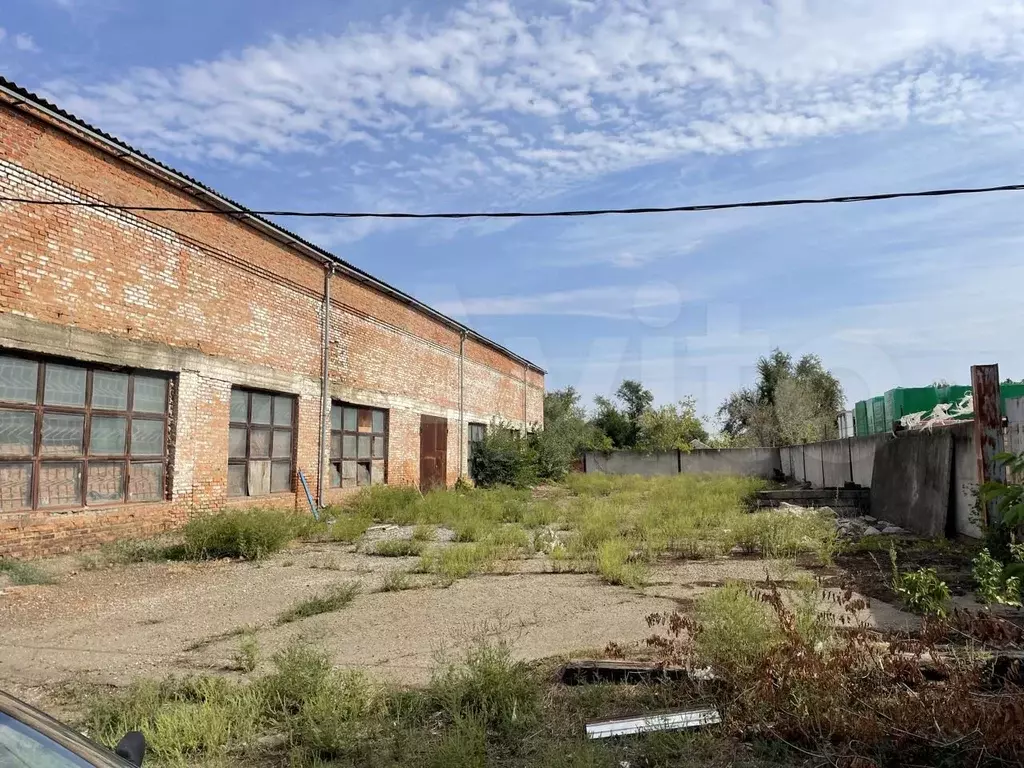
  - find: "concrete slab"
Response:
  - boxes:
[870,431,952,537]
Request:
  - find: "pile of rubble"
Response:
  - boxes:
[776,502,908,539]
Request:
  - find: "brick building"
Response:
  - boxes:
[0,77,545,558]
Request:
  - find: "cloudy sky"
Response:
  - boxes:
[2,0,1022,420]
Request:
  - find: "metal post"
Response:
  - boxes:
[972,364,1005,527]
[522,364,528,434]
[316,265,333,506]
[458,331,466,479]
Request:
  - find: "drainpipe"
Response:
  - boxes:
[459,331,467,479]
[523,364,528,434]
[317,265,333,505]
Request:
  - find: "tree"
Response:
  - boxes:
[717,348,844,446]
[635,397,709,452]
[592,394,633,448]
[540,387,611,464]
[616,379,654,446]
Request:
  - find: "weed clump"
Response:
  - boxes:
[372,539,424,557]
[182,508,301,560]
[0,557,55,585]
[596,539,648,588]
[277,582,360,624]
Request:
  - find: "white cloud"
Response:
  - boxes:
[432,282,692,319]
[39,0,1024,201]
[14,34,38,52]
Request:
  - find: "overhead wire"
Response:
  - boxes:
[0,182,1022,220]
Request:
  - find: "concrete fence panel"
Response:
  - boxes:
[850,434,887,487]
[803,443,825,488]
[584,451,679,476]
[821,439,854,487]
[678,448,781,477]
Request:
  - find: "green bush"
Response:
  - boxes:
[469,426,538,488]
[973,547,1023,607]
[322,512,373,543]
[694,582,779,675]
[181,508,300,560]
[292,670,388,762]
[258,640,333,718]
[596,539,648,588]
[345,486,422,525]
[81,675,262,764]
[890,549,951,617]
[372,539,424,557]
[428,637,541,740]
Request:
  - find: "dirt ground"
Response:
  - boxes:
[0,527,930,711]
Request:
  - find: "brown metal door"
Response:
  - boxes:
[419,415,448,492]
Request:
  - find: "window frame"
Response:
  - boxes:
[0,351,172,512]
[227,387,297,498]
[467,422,487,480]
[329,401,388,489]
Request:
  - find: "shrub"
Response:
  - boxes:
[418,543,497,584]
[0,557,55,585]
[233,632,259,673]
[890,549,951,617]
[292,670,388,762]
[181,508,300,560]
[345,486,422,525]
[372,539,424,557]
[259,640,332,718]
[693,582,779,675]
[469,426,538,488]
[81,675,261,764]
[596,539,648,588]
[428,637,541,740]
[973,547,1023,607]
[323,512,373,543]
[277,582,360,624]
[381,569,412,592]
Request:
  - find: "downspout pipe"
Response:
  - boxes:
[317,265,333,505]
[522,364,528,434]
[459,331,466,479]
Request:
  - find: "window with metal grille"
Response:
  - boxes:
[468,422,486,479]
[228,388,295,497]
[0,351,172,512]
[329,402,387,488]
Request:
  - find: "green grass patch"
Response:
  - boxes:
[0,557,55,585]
[596,539,649,588]
[322,512,373,543]
[418,543,498,584]
[277,582,360,624]
[381,569,413,592]
[182,508,302,560]
[372,539,425,557]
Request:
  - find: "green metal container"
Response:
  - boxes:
[884,387,940,426]
[854,401,869,437]
[867,396,886,434]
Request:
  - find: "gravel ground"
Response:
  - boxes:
[0,534,922,696]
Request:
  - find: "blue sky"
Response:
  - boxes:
[3,0,1023,421]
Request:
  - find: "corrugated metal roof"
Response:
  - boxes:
[0,76,544,374]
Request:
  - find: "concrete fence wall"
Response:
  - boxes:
[584,447,781,478]
[582,399,1024,540]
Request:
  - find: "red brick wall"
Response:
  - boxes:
[0,100,544,558]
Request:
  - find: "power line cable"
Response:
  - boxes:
[0,182,1022,219]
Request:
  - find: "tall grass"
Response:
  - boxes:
[182,508,303,560]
